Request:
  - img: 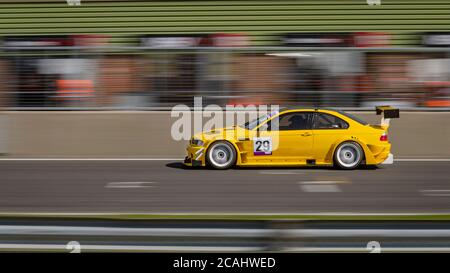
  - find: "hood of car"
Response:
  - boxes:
[193,126,248,141]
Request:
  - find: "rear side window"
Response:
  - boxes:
[335,110,368,125]
[313,113,349,129]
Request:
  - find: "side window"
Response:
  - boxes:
[267,112,312,131]
[313,113,349,129]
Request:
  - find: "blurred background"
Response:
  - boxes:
[0,0,450,110]
[0,0,449,254]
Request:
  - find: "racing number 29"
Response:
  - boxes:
[255,140,270,152]
[253,137,272,155]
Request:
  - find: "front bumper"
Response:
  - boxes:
[183,145,205,167]
[184,156,203,167]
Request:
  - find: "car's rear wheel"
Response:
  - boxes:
[334,141,363,170]
[206,141,237,170]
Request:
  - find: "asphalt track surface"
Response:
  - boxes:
[0,160,449,213]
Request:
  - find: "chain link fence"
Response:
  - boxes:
[1,46,450,110]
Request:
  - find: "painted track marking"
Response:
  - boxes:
[259,171,305,175]
[420,190,450,197]
[105,182,156,188]
[299,181,349,185]
[0,158,179,161]
[298,180,350,193]
[300,184,341,192]
[0,158,448,162]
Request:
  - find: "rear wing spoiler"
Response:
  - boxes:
[376,106,399,128]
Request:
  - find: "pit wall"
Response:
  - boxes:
[0,111,448,158]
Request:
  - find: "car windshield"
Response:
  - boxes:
[335,110,368,125]
[240,111,278,130]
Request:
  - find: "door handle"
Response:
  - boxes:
[301,132,312,137]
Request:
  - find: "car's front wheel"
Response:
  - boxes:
[206,141,237,170]
[334,141,364,170]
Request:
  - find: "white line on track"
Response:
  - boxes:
[300,184,341,192]
[0,158,179,161]
[105,182,156,188]
[0,212,449,216]
[298,181,347,193]
[259,171,305,175]
[0,158,448,161]
[420,190,450,197]
[299,181,349,185]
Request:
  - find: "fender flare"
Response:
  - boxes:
[327,137,376,165]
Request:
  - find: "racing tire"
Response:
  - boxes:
[206,141,237,170]
[333,141,364,170]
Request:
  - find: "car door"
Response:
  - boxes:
[311,112,350,163]
[250,112,314,162]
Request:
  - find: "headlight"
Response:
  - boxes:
[190,138,204,146]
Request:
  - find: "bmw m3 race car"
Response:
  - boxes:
[184,106,399,170]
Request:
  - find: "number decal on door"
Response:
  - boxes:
[253,137,272,155]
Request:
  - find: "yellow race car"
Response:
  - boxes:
[184,106,399,170]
